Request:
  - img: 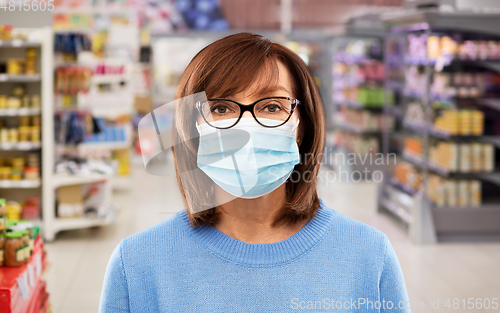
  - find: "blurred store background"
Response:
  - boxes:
[0,0,500,312]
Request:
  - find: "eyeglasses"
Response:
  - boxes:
[196,96,300,129]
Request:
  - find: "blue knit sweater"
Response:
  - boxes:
[99,200,410,312]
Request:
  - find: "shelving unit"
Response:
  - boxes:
[0,28,120,241]
[0,27,51,243]
[327,15,390,178]
[0,74,41,82]
[379,9,500,243]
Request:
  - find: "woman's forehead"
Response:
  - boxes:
[224,62,294,100]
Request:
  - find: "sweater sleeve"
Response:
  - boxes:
[99,242,131,313]
[379,236,411,312]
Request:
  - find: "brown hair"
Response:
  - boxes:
[172,32,326,227]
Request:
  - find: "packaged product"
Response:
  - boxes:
[471,143,482,172]
[458,180,469,207]
[11,157,25,168]
[24,167,39,180]
[19,116,30,127]
[0,95,7,108]
[0,198,5,231]
[10,168,22,180]
[0,129,8,142]
[0,234,4,267]
[440,36,458,56]
[6,201,22,221]
[459,110,472,135]
[7,59,23,75]
[8,128,18,142]
[22,196,40,220]
[18,126,29,142]
[4,231,24,267]
[471,110,484,135]
[16,221,34,256]
[7,97,21,109]
[32,116,41,126]
[31,95,40,108]
[22,95,30,108]
[482,144,494,172]
[445,180,457,207]
[459,144,471,172]
[427,36,441,60]
[12,85,25,97]
[469,180,481,207]
[31,126,40,142]
[0,167,10,180]
[20,230,30,262]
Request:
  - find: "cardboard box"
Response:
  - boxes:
[134,95,152,115]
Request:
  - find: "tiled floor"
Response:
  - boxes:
[44,164,500,312]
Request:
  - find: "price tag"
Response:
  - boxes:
[17,272,30,300]
[27,264,36,287]
[0,74,7,82]
[6,108,16,116]
[35,253,42,277]
[12,39,22,47]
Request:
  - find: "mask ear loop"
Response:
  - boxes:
[292,119,300,132]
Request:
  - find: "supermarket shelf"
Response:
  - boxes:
[385,79,405,91]
[52,173,112,189]
[0,179,40,188]
[433,203,500,211]
[334,54,380,64]
[404,90,454,102]
[52,215,115,233]
[333,76,383,85]
[402,56,500,71]
[0,74,41,82]
[387,105,405,119]
[0,39,41,47]
[379,196,413,225]
[335,121,381,135]
[402,151,500,179]
[402,151,426,167]
[477,98,500,112]
[78,141,130,151]
[389,178,418,197]
[91,74,130,84]
[336,101,384,110]
[403,122,487,141]
[0,108,41,116]
[403,56,450,66]
[0,141,41,150]
[480,136,500,148]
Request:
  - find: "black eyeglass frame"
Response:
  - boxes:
[196,96,300,129]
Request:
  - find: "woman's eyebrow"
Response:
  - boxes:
[255,86,291,97]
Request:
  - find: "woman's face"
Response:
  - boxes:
[197,61,300,141]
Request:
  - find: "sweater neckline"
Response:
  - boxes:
[181,199,334,267]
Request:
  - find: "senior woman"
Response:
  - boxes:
[99,33,410,312]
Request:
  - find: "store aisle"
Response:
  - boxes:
[44,165,500,313]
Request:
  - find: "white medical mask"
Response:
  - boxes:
[196,117,300,199]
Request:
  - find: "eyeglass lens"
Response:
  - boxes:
[201,98,293,128]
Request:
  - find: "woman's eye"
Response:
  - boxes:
[265,104,281,112]
[213,106,229,114]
